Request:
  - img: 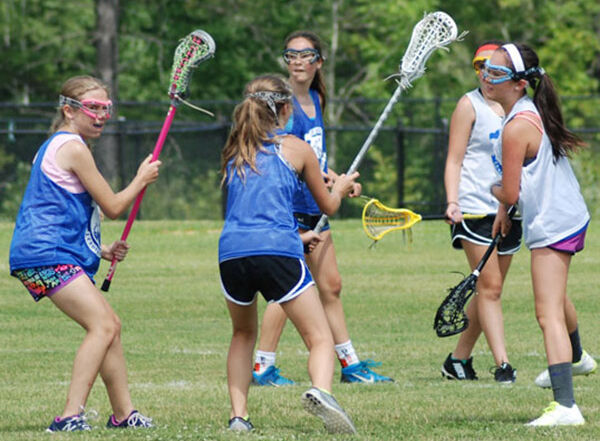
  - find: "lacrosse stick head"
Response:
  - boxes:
[397,11,460,88]
[362,198,422,241]
[433,273,477,337]
[168,30,216,102]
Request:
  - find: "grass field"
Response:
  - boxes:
[0,218,598,440]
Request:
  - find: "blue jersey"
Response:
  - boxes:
[9,132,102,281]
[286,88,327,215]
[218,136,303,262]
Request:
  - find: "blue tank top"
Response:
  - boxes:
[286,89,327,215]
[9,132,102,281]
[218,135,304,262]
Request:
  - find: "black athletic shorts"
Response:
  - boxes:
[450,215,522,255]
[219,255,314,305]
[294,212,330,232]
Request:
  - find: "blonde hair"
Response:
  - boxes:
[220,74,292,185]
[49,75,110,135]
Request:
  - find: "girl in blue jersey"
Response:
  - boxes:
[487,43,593,426]
[9,76,159,432]
[442,41,521,384]
[219,74,359,434]
[252,30,392,388]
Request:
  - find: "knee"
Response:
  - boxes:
[319,275,342,301]
[98,313,121,343]
[476,278,503,302]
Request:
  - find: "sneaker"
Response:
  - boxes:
[106,410,153,428]
[301,387,357,434]
[441,353,478,380]
[534,350,597,388]
[252,365,295,386]
[490,362,517,384]
[228,416,254,432]
[46,413,93,432]
[525,401,585,426]
[340,359,394,383]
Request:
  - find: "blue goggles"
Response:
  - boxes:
[481,59,516,84]
[282,48,320,65]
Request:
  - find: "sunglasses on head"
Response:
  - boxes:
[282,48,320,65]
[60,95,113,119]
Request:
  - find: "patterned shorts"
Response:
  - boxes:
[12,264,84,302]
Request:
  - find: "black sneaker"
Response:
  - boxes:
[441,353,478,380]
[490,362,516,384]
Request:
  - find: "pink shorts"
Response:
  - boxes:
[548,225,588,255]
[11,264,85,302]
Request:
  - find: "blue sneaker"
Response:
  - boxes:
[340,360,394,383]
[106,410,154,428]
[46,413,93,432]
[252,365,295,386]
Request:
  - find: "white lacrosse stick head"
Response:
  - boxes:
[398,11,460,88]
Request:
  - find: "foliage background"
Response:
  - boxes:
[0,0,599,220]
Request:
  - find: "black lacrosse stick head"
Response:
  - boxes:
[433,274,477,337]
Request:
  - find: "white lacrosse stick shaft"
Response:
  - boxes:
[313,85,403,233]
[312,11,462,234]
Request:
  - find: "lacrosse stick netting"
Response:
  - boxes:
[101,30,215,292]
[313,11,465,234]
[362,198,422,242]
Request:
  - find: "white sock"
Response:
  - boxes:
[254,350,276,374]
[335,340,360,368]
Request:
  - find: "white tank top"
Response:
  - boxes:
[494,96,589,249]
[458,89,503,214]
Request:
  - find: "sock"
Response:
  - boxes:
[569,327,583,364]
[254,350,276,374]
[335,340,360,368]
[450,354,469,365]
[549,362,575,408]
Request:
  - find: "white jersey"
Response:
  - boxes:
[493,95,589,249]
[458,89,503,214]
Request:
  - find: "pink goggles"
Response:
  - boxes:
[59,95,113,119]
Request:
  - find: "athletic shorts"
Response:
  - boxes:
[11,264,85,302]
[294,212,330,232]
[219,255,315,305]
[450,215,522,255]
[548,222,588,255]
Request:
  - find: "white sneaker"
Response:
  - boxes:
[534,351,597,388]
[301,387,357,434]
[525,402,585,426]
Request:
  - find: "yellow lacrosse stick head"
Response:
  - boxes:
[361,199,422,241]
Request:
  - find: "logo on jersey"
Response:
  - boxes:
[304,127,326,171]
[85,203,102,257]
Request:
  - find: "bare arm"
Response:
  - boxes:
[444,95,474,223]
[281,136,358,216]
[56,141,161,219]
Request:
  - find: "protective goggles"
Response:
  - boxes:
[59,95,113,119]
[282,48,320,65]
[481,59,516,84]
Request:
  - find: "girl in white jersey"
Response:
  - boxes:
[442,41,521,384]
[486,43,595,426]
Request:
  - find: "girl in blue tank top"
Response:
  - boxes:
[218,74,359,434]
[252,31,392,389]
[9,76,160,432]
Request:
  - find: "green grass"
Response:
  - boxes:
[0,219,599,440]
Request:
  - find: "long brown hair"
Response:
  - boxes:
[284,30,327,112]
[504,43,584,159]
[220,74,292,185]
[49,75,110,135]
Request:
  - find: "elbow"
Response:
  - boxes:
[103,209,120,220]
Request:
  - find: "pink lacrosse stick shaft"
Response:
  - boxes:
[101,104,177,291]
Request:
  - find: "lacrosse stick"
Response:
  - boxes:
[312,11,466,234]
[101,30,215,292]
[433,206,515,337]
[362,198,422,242]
